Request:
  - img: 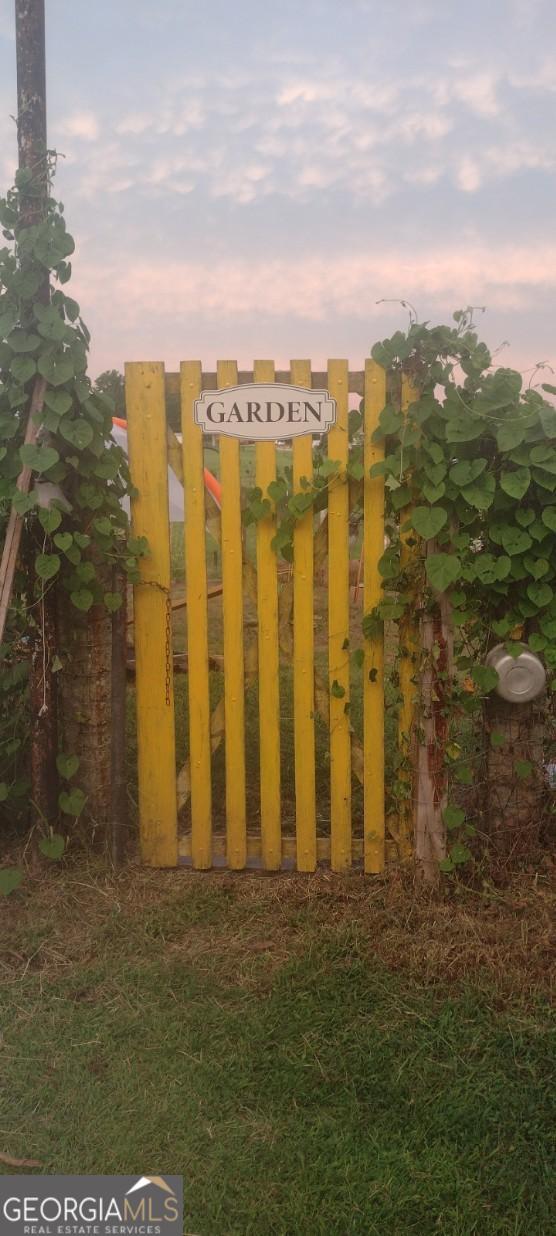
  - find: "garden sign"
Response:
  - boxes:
[194,384,336,440]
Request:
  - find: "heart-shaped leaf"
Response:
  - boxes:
[0,308,17,336]
[471,665,499,692]
[442,805,465,830]
[473,554,511,584]
[424,461,447,486]
[104,592,123,612]
[500,467,531,500]
[500,526,533,556]
[93,516,113,537]
[529,519,550,543]
[38,833,65,860]
[445,419,485,443]
[533,467,556,492]
[527,581,553,608]
[75,562,96,584]
[37,352,74,386]
[541,507,556,531]
[6,329,40,352]
[13,491,37,516]
[0,868,23,896]
[523,556,550,580]
[73,532,91,549]
[38,506,62,533]
[425,553,461,592]
[496,422,525,451]
[44,389,73,416]
[422,481,446,505]
[53,532,73,553]
[36,309,67,341]
[516,509,535,527]
[59,418,94,450]
[70,588,94,612]
[58,787,87,817]
[56,752,80,780]
[35,553,61,581]
[449,459,487,487]
[20,443,60,473]
[411,506,448,539]
[461,472,496,510]
[10,356,36,384]
[449,842,472,865]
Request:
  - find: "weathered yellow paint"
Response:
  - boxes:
[218,360,247,868]
[291,359,317,871]
[181,361,212,869]
[125,362,178,867]
[254,360,281,869]
[363,359,386,873]
[397,375,420,857]
[327,360,351,870]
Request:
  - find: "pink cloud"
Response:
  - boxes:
[75,243,556,327]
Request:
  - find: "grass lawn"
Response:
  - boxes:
[1,865,554,1234]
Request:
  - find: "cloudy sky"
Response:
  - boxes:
[1,0,555,378]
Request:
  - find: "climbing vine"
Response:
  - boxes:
[0,160,145,885]
[369,310,556,659]
[244,308,556,872]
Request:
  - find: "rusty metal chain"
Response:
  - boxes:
[165,592,172,706]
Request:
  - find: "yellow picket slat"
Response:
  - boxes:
[363,359,387,873]
[254,360,281,868]
[291,359,317,871]
[181,361,212,868]
[125,362,177,867]
[397,375,420,857]
[218,360,247,868]
[327,359,351,870]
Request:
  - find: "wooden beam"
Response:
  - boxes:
[165,370,366,398]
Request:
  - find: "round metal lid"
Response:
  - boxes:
[485,643,546,703]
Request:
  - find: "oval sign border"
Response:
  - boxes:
[194,383,337,440]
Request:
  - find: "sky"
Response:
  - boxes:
[0,0,555,379]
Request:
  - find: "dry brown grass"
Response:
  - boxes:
[1,856,554,1005]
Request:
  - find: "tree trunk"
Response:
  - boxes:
[415,586,452,881]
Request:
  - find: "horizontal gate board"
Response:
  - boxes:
[165,370,367,397]
[178,834,399,867]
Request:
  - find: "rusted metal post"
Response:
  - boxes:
[15,0,59,824]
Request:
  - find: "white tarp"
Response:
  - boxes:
[111,423,185,522]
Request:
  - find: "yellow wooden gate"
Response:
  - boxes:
[125,360,416,873]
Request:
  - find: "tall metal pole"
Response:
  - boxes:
[14,0,59,825]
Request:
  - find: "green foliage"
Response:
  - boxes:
[369,311,556,664]
[0,163,146,838]
[38,832,65,860]
[0,867,23,895]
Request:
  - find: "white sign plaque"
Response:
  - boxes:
[194,383,336,440]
